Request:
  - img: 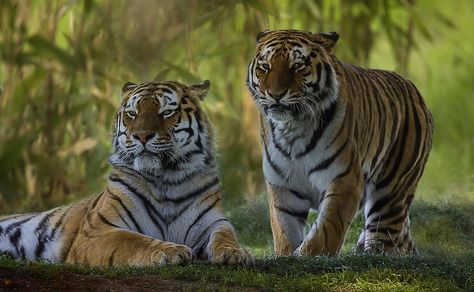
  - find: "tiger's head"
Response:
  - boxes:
[110,80,212,175]
[247,29,339,122]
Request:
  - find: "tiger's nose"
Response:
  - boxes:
[132,132,155,144]
[268,89,289,101]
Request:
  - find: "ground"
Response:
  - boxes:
[1,200,473,291]
[1,252,472,291]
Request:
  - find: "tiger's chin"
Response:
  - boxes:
[267,112,292,122]
[133,155,163,175]
[265,107,295,122]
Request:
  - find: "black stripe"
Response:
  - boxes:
[190,218,229,250]
[288,189,310,202]
[109,247,119,266]
[36,208,68,259]
[109,175,165,237]
[315,63,323,84]
[34,212,56,259]
[4,215,37,233]
[112,204,132,229]
[323,62,334,89]
[308,138,348,175]
[9,229,23,259]
[107,189,143,233]
[333,150,354,180]
[383,212,408,226]
[367,80,386,167]
[405,85,423,170]
[98,212,120,228]
[326,118,345,149]
[275,205,308,221]
[160,177,219,204]
[269,122,291,157]
[358,74,376,163]
[366,195,391,219]
[296,100,338,158]
[159,87,173,94]
[90,192,104,210]
[161,167,201,186]
[262,133,285,178]
[183,198,221,243]
[373,205,405,223]
[366,225,400,236]
[115,165,156,184]
[366,74,398,179]
[375,80,410,189]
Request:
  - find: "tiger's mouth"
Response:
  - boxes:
[135,141,173,154]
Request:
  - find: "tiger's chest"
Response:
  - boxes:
[262,117,349,206]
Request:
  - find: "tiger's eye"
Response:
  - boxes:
[292,62,305,71]
[260,63,270,71]
[125,111,137,119]
[161,110,174,117]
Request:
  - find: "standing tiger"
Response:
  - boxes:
[247,29,433,256]
[0,80,253,267]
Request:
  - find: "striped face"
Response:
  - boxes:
[110,80,210,174]
[247,30,340,122]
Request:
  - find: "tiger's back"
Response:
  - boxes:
[340,63,433,185]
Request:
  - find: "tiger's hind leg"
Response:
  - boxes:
[359,173,422,255]
[357,212,416,255]
[359,100,432,255]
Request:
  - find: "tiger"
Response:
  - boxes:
[0,80,254,267]
[247,29,434,256]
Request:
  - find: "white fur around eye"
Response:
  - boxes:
[161,110,175,118]
[292,62,305,71]
[125,111,137,119]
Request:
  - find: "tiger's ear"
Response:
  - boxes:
[122,82,137,93]
[188,80,210,100]
[256,30,272,43]
[312,32,339,50]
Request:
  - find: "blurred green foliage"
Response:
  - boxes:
[0,0,473,213]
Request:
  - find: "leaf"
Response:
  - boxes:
[153,68,172,81]
[0,136,28,167]
[243,0,276,16]
[58,138,98,157]
[433,11,456,29]
[159,60,202,83]
[27,34,78,69]
[7,68,46,112]
[411,12,434,42]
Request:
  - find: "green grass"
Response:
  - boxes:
[1,252,471,290]
[1,199,473,290]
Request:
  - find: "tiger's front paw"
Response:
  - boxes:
[152,243,193,265]
[294,239,333,256]
[209,246,255,266]
[293,239,339,257]
[293,241,311,257]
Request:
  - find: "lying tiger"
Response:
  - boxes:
[247,29,433,256]
[0,80,253,267]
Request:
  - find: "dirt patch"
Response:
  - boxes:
[0,267,253,291]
